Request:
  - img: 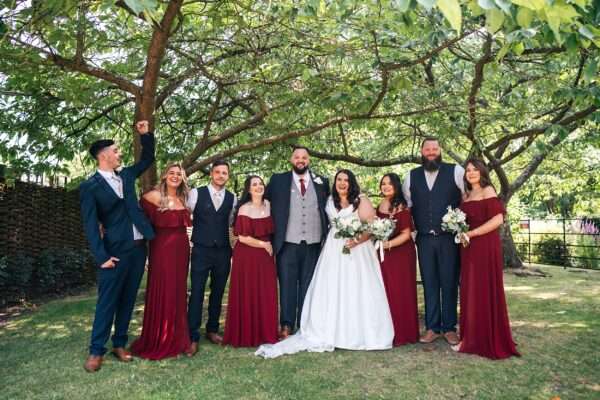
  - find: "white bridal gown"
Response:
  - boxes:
[255,196,394,358]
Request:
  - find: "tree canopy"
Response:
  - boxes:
[1,0,599,267]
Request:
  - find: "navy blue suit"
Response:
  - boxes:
[266,171,329,329]
[79,133,155,356]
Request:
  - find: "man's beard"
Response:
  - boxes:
[293,165,309,175]
[422,154,442,172]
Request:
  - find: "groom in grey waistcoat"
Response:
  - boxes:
[266,146,329,338]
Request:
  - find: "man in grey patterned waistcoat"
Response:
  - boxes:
[266,146,329,338]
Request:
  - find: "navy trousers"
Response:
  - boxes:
[415,234,460,333]
[188,245,231,342]
[277,241,321,330]
[89,243,147,356]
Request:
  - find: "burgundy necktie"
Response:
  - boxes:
[299,178,306,196]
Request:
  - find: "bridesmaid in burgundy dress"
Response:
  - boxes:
[131,163,192,359]
[377,173,419,346]
[223,175,278,347]
[454,158,520,359]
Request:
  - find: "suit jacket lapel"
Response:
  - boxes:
[309,172,326,209]
[93,172,120,201]
[283,171,293,220]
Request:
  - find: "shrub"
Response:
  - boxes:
[0,253,35,306]
[33,248,95,293]
[535,236,569,266]
[1,248,95,306]
[571,235,600,270]
[515,242,530,262]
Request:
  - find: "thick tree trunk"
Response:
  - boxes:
[501,220,524,269]
[134,102,157,191]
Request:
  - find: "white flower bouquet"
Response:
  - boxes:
[441,206,470,247]
[332,215,368,254]
[368,217,397,262]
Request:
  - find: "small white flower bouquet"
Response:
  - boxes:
[368,217,396,262]
[332,215,368,254]
[441,206,470,247]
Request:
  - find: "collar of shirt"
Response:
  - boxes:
[208,183,225,197]
[97,169,119,181]
[293,171,310,187]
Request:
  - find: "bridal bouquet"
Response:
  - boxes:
[332,215,368,254]
[368,217,396,262]
[441,206,470,247]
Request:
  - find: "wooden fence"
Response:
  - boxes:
[0,180,87,258]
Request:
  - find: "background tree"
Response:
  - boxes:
[1,0,598,268]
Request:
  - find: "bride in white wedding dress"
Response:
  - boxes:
[256,169,394,358]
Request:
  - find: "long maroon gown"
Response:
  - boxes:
[458,197,520,359]
[131,198,191,360]
[377,208,419,346]
[223,215,279,347]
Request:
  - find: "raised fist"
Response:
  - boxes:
[136,120,150,135]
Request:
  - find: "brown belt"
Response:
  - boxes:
[134,239,146,246]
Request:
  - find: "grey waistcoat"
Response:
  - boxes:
[285,178,322,244]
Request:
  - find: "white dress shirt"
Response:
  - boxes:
[292,170,310,193]
[187,183,237,224]
[97,169,144,240]
[402,165,465,208]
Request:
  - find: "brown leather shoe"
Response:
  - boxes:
[419,330,441,344]
[111,347,133,362]
[279,326,291,340]
[444,331,460,345]
[83,355,103,373]
[185,341,199,357]
[206,332,223,345]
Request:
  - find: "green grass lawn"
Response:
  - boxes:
[1,265,599,400]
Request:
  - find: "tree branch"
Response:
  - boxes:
[307,150,420,167]
[8,35,141,95]
[382,31,474,71]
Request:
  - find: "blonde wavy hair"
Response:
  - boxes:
[156,163,190,212]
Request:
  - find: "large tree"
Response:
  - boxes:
[1,0,598,267]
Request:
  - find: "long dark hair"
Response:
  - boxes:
[332,169,361,211]
[463,158,494,192]
[379,173,406,213]
[232,175,265,224]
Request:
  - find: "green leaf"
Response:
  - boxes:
[437,0,462,32]
[516,7,534,28]
[478,0,497,10]
[468,0,485,16]
[417,0,437,11]
[578,26,596,41]
[513,41,525,55]
[496,42,510,61]
[494,0,512,14]
[392,0,412,13]
[510,0,545,11]
[583,59,598,83]
[486,8,505,33]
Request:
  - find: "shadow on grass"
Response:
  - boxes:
[1,266,599,400]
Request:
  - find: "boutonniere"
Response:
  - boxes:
[311,172,323,185]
